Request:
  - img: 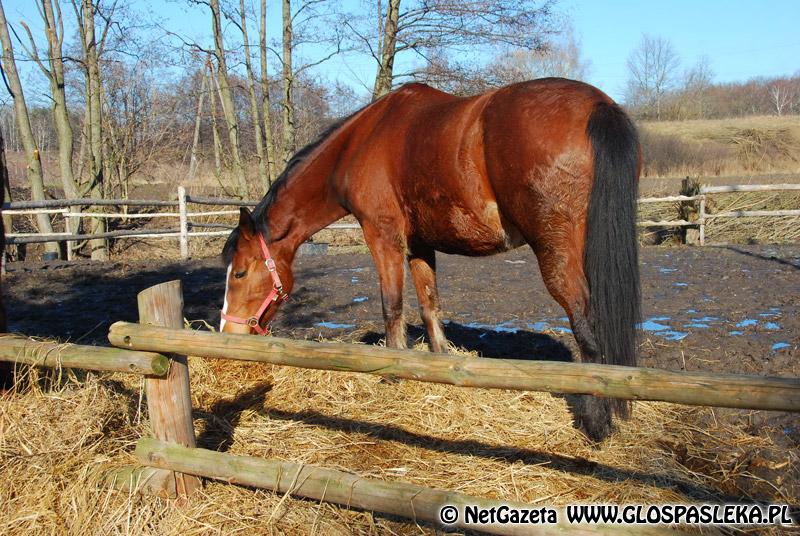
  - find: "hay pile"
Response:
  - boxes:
[1,339,797,535]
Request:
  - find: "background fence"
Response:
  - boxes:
[2,183,799,259]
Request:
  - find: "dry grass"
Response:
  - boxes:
[1,336,797,535]
[642,116,800,142]
[641,116,800,177]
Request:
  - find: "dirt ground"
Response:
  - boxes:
[4,243,797,363]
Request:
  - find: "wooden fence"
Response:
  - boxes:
[1,186,359,260]
[2,183,798,259]
[637,183,800,246]
[0,280,798,533]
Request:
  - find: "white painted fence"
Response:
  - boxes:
[2,183,798,257]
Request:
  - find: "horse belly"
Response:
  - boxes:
[418,200,525,256]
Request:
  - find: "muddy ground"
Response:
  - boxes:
[4,244,799,432]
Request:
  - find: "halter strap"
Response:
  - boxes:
[221,233,288,335]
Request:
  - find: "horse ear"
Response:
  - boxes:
[238,207,255,239]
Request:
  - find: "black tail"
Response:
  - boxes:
[584,102,641,420]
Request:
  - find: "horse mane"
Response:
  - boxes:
[222,105,367,265]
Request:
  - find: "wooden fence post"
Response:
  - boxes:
[699,194,706,246]
[680,177,701,245]
[138,280,201,496]
[64,214,73,261]
[178,186,188,259]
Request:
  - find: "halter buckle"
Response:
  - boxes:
[247,317,259,327]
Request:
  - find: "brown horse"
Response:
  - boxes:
[221,78,640,440]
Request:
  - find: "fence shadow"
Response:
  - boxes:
[724,245,800,270]
[196,382,272,452]
[263,407,749,504]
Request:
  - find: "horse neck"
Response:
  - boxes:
[263,146,348,260]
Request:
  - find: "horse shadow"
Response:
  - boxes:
[359,322,574,362]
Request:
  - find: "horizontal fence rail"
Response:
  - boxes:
[130,438,674,536]
[700,183,800,194]
[108,322,800,412]
[0,334,169,376]
[2,183,798,255]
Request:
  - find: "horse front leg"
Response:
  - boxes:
[408,244,448,353]
[362,221,408,349]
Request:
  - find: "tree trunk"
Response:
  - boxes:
[239,0,267,190]
[210,0,248,197]
[41,0,81,257]
[0,2,60,259]
[82,0,107,260]
[188,70,207,183]
[0,126,10,388]
[260,0,277,184]
[281,0,295,165]
[206,63,223,179]
[371,0,400,100]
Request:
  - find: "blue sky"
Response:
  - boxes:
[4,0,799,102]
[565,0,800,99]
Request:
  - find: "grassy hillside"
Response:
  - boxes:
[638,115,800,178]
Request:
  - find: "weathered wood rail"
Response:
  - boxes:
[134,438,676,536]
[108,321,800,412]
[0,334,168,375]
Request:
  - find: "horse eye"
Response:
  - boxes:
[234,270,247,279]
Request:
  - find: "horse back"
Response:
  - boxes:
[338,80,612,256]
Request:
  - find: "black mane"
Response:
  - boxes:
[222,106,366,265]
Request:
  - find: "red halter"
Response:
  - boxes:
[221,233,288,335]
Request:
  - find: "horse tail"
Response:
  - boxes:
[584,101,641,419]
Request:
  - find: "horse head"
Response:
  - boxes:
[220,207,293,335]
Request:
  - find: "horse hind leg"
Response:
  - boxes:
[528,228,615,442]
[408,244,448,353]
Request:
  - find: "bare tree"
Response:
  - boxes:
[626,34,680,120]
[209,0,248,196]
[188,66,208,183]
[680,56,714,119]
[768,78,796,116]
[19,0,83,253]
[102,60,181,200]
[477,25,590,89]
[372,0,400,99]
[0,0,60,258]
[276,0,343,163]
[259,0,277,183]
[235,0,268,189]
[350,0,560,100]
[72,0,109,259]
[207,59,224,179]
[281,0,295,164]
